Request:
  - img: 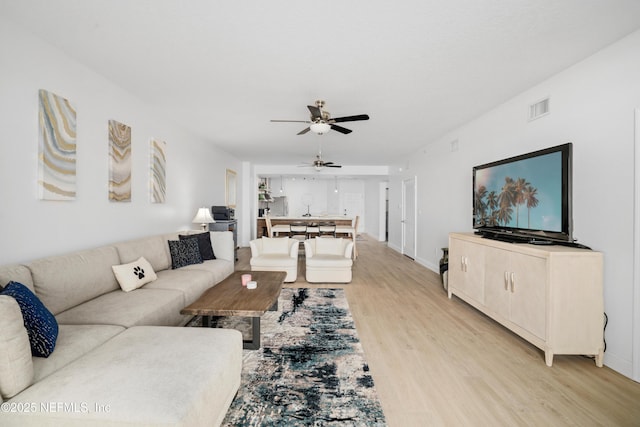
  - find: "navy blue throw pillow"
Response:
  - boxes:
[168,239,203,269]
[179,232,216,260]
[1,281,59,357]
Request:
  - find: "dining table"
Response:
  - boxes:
[257,216,353,237]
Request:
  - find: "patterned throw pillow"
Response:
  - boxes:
[0,281,59,358]
[168,239,203,269]
[112,256,158,292]
[179,232,216,260]
[0,295,34,398]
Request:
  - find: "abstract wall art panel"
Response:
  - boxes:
[38,89,77,200]
[108,120,131,202]
[149,138,166,203]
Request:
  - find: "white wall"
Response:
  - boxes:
[0,17,242,264]
[388,30,640,378]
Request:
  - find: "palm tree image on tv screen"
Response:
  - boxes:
[474,151,562,232]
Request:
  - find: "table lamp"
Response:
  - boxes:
[192,207,215,231]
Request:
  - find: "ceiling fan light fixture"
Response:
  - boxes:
[310,122,331,134]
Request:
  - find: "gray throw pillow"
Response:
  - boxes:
[168,239,203,269]
[179,232,216,260]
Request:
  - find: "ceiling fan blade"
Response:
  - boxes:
[271,119,312,123]
[307,105,322,119]
[326,164,342,168]
[330,114,369,123]
[297,127,311,135]
[330,124,352,134]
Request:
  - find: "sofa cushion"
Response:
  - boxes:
[33,324,125,383]
[251,253,298,268]
[28,246,121,315]
[115,235,171,272]
[1,282,58,357]
[179,232,216,260]
[315,237,346,256]
[112,256,157,292]
[0,264,35,293]
[143,268,215,306]
[306,254,353,268]
[261,236,291,254]
[168,239,203,269]
[182,259,234,287]
[55,289,186,328]
[0,295,33,399]
[2,326,242,427]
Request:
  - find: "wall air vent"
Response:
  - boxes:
[528,97,550,121]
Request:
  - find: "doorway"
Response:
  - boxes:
[634,108,640,381]
[379,181,388,242]
[402,177,417,259]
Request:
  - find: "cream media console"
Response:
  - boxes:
[448,232,604,367]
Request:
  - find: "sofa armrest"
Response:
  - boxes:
[302,241,313,258]
[290,240,300,258]
[344,241,354,259]
[210,231,234,262]
[249,239,261,257]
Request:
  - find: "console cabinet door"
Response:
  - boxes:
[484,247,547,340]
[509,251,546,340]
[484,246,511,319]
[448,237,485,303]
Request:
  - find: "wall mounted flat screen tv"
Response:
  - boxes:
[473,143,573,244]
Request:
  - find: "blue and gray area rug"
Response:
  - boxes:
[198,288,386,426]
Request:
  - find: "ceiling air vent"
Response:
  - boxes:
[529,97,550,121]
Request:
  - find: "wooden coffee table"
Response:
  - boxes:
[181,270,286,350]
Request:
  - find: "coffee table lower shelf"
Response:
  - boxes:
[200,299,278,350]
[181,271,286,350]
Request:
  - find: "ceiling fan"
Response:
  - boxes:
[271,100,369,135]
[299,153,342,171]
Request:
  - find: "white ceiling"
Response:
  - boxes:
[3,0,640,167]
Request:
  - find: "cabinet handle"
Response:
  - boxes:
[504,271,509,290]
[460,256,469,272]
[510,272,515,293]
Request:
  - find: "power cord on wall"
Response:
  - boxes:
[603,312,608,353]
[581,312,607,362]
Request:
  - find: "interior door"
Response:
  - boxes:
[402,177,417,259]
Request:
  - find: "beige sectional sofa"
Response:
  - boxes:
[0,231,242,427]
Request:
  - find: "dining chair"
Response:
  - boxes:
[335,216,359,259]
[306,222,320,239]
[266,215,290,237]
[289,222,308,243]
[318,221,336,237]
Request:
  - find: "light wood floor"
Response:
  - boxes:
[236,235,640,426]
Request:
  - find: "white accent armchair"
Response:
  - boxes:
[249,237,299,282]
[303,237,354,283]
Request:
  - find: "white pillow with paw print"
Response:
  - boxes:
[112,256,157,292]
